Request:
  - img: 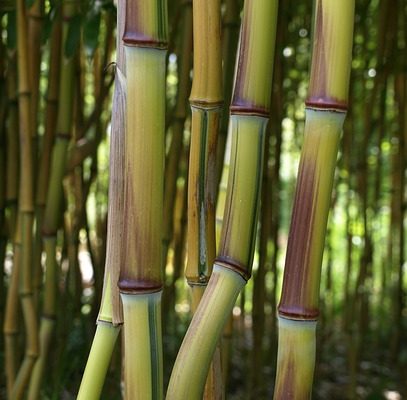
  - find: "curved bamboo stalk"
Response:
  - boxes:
[166,1,278,398]
[118,1,168,398]
[273,1,355,398]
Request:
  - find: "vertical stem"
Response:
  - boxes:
[118,1,168,398]
[274,1,355,398]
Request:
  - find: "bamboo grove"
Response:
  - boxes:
[0,0,406,399]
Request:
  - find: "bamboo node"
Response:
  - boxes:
[118,278,163,294]
[278,305,319,321]
[214,257,250,281]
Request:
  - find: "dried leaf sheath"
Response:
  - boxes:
[77,1,126,397]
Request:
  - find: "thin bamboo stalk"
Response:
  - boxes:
[3,39,20,398]
[118,1,168,398]
[273,1,355,398]
[167,1,278,398]
[185,0,223,396]
[32,14,62,305]
[5,49,19,242]
[27,1,78,396]
[11,0,39,396]
[4,215,21,398]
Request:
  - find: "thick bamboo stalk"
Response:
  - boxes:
[274,1,355,399]
[167,1,278,398]
[118,1,168,398]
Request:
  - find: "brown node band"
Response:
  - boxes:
[305,96,348,112]
[278,305,319,321]
[215,256,250,281]
[118,278,162,294]
[123,34,167,49]
[230,105,269,118]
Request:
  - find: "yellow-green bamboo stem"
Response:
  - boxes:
[185,1,223,396]
[274,1,355,398]
[166,265,245,399]
[28,0,44,132]
[4,216,21,398]
[77,323,120,399]
[118,1,167,398]
[185,0,222,288]
[77,1,126,396]
[11,0,39,395]
[167,1,278,398]
[273,318,317,399]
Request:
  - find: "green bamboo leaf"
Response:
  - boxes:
[64,14,81,58]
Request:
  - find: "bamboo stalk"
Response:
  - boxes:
[77,1,126,397]
[27,1,78,396]
[118,1,168,398]
[167,1,278,398]
[32,14,62,306]
[4,215,21,398]
[3,38,20,399]
[185,0,223,396]
[5,49,19,242]
[273,1,355,398]
[186,0,222,287]
[11,0,39,396]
